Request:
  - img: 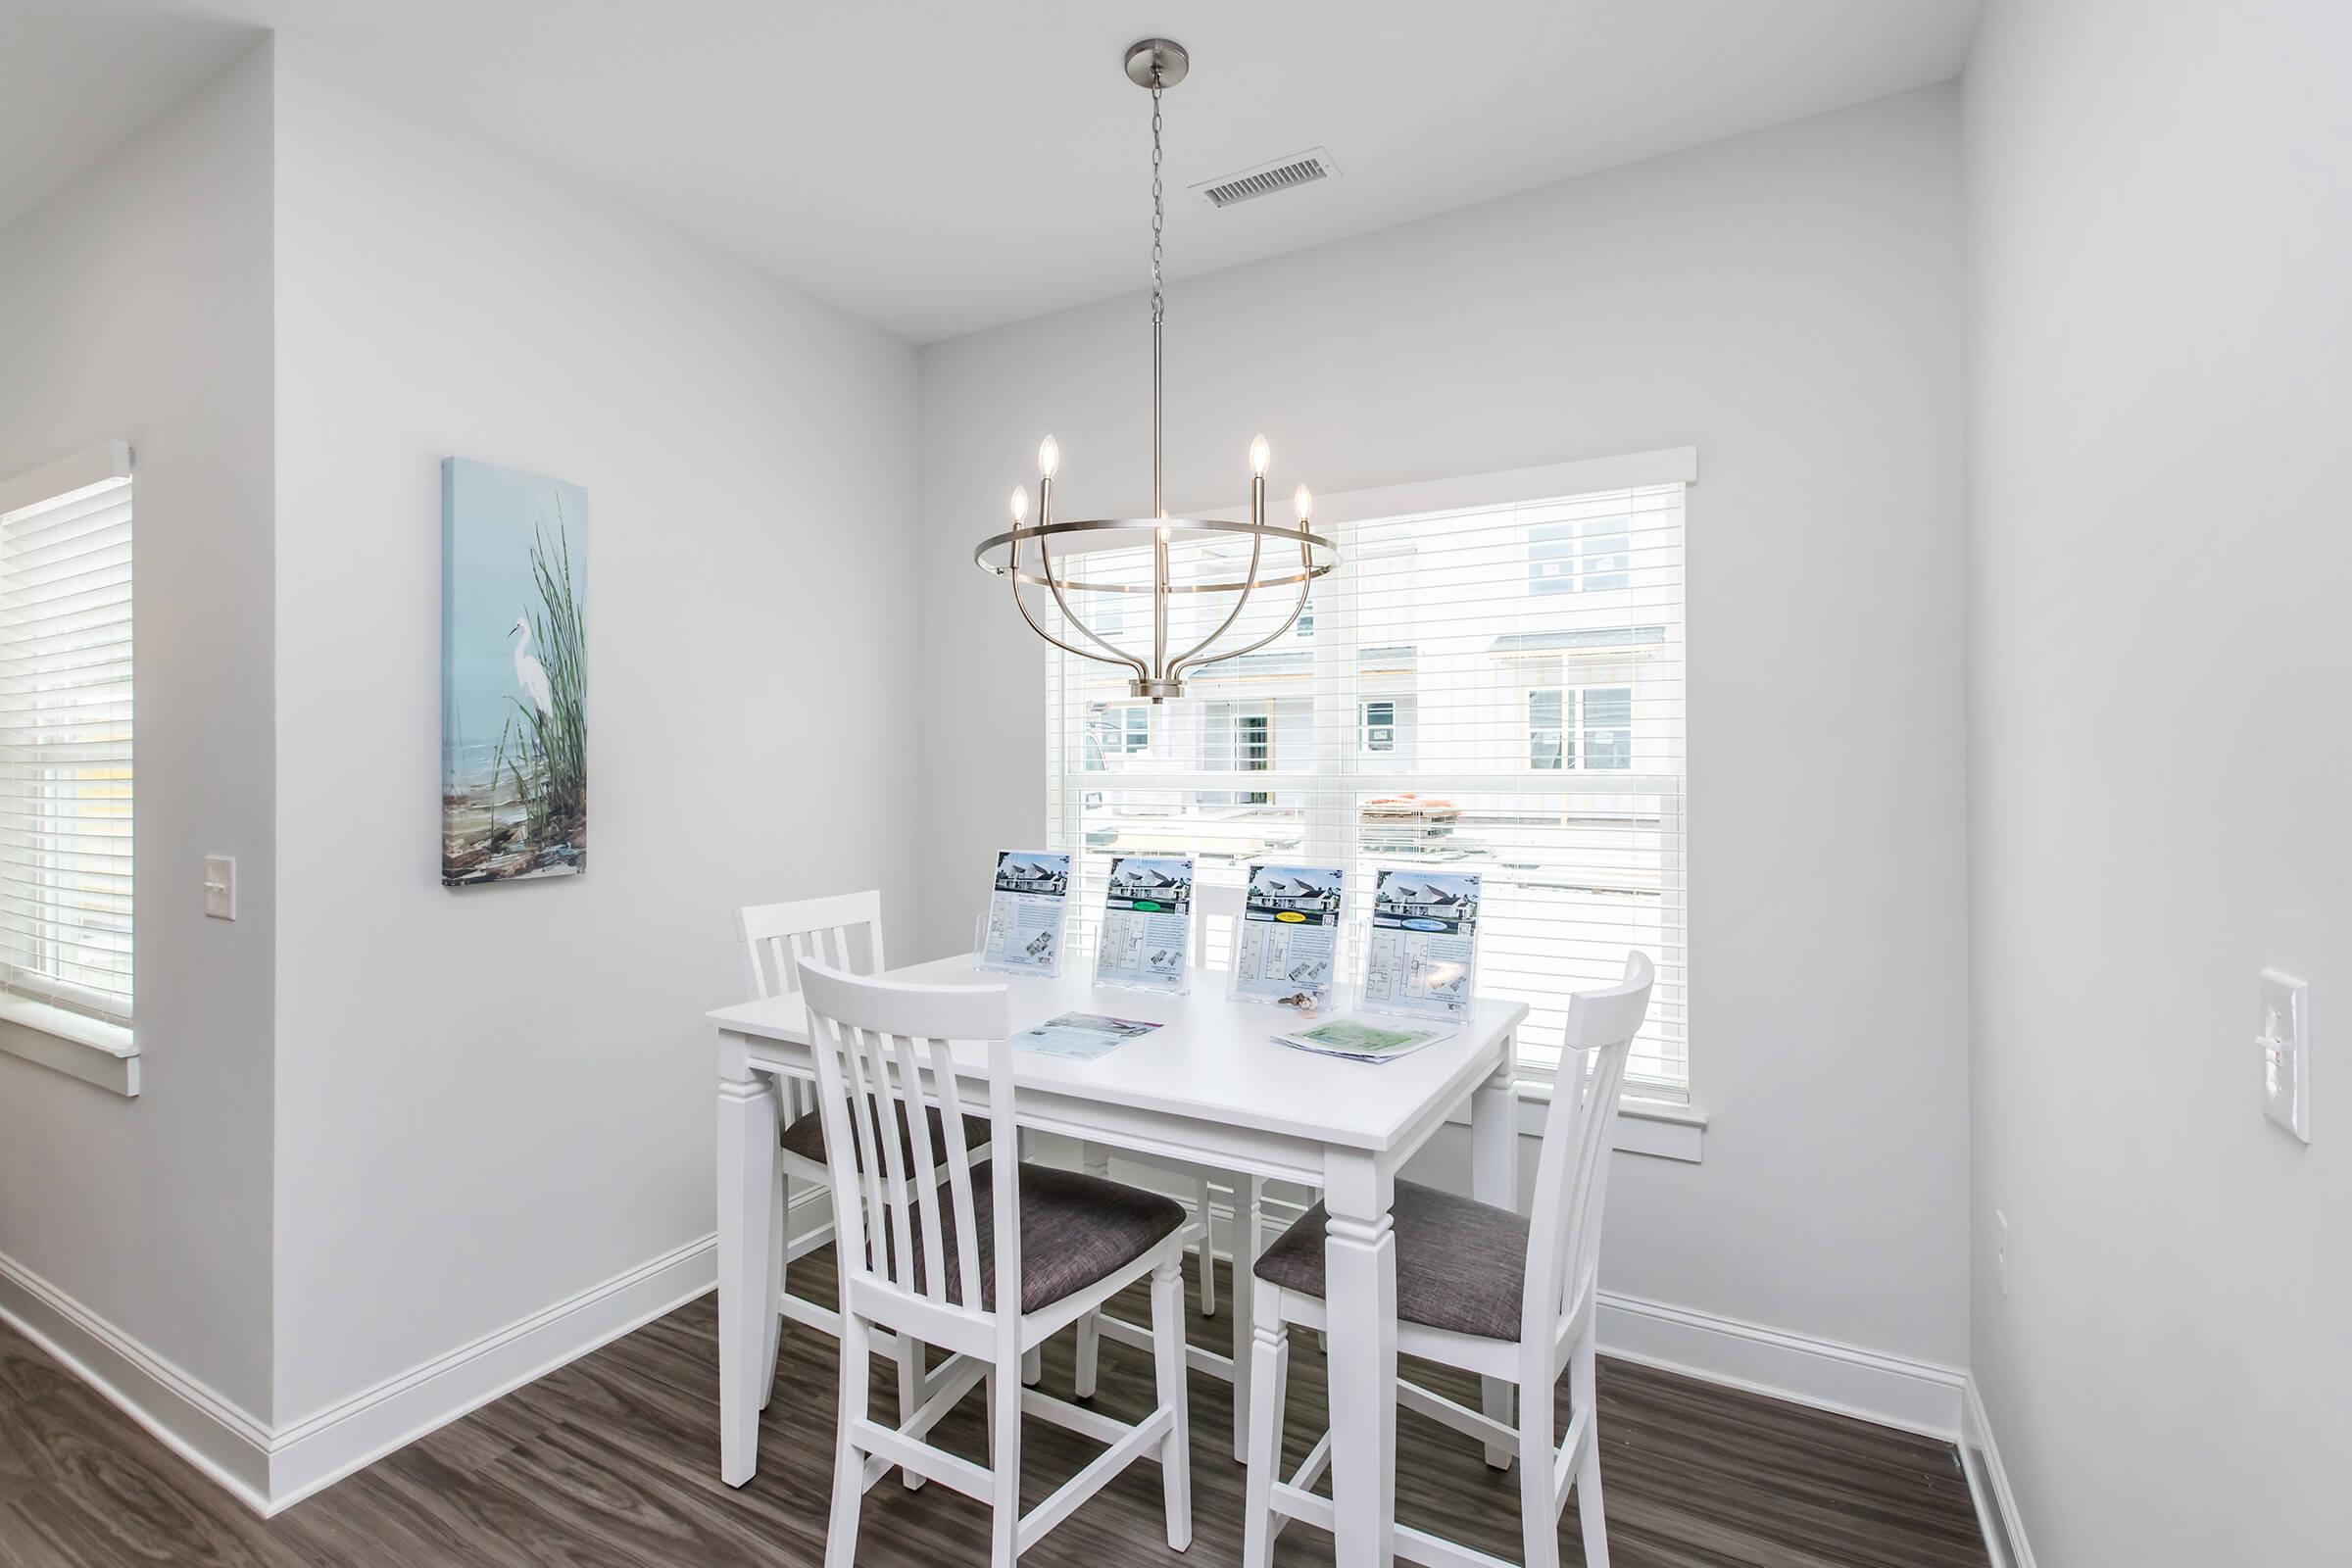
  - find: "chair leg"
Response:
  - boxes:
[1518,1361,1561,1568]
[1196,1176,1217,1317]
[1074,1311,1101,1399]
[988,1362,1022,1568]
[1571,1336,1610,1568]
[1150,1256,1194,1552]
[824,1314,871,1568]
[1021,1345,1043,1387]
[761,1171,788,1411]
[896,1332,926,1491]
[1241,1285,1288,1568]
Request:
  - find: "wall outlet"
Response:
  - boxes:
[2259,969,2310,1143]
[1992,1208,2009,1298]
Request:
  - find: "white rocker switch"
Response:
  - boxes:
[2259,968,2309,1143]
[204,855,236,920]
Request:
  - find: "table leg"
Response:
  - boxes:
[1323,1157,1396,1568]
[718,1069,779,1487]
[1470,1062,1518,1469]
[1230,1175,1261,1462]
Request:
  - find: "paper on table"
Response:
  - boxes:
[1271,1016,1456,1063]
[1357,868,1482,1021]
[1014,1011,1163,1061]
[1095,855,1194,994]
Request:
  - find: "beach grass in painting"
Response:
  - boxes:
[442,459,587,886]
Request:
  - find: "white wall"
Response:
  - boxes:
[0,45,279,1419]
[918,87,1971,1367]
[1965,2,2352,1561]
[268,44,921,1425]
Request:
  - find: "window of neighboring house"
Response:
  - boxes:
[0,443,136,1079]
[1529,688,1567,769]
[1530,517,1633,595]
[1529,686,1635,772]
[1084,702,1150,768]
[1047,455,1690,1099]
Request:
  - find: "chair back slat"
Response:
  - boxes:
[1521,952,1656,1346]
[928,1038,987,1305]
[799,958,1014,1320]
[1191,882,1246,969]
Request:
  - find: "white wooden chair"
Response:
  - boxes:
[1242,951,1657,1568]
[738,892,997,1479]
[797,957,1195,1567]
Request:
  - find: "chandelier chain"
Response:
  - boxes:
[1150,78,1164,325]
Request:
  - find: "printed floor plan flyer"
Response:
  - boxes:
[1096,854,1195,994]
[1230,863,1345,1011]
[1358,867,1482,1021]
[978,850,1070,976]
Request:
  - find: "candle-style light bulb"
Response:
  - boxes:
[1009,486,1029,524]
[1294,483,1313,523]
[1249,434,1271,477]
[1038,435,1060,479]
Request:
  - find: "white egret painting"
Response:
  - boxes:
[441,458,587,886]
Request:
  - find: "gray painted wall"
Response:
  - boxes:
[1965,1,2352,1561]
[264,42,925,1425]
[0,45,279,1417]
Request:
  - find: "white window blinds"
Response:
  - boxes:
[1045,456,1689,1099]
[0,444,134,1027]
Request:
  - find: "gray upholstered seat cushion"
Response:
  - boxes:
[881,1162,1186,1314]
[779,1103,991,1171]
[1251,1179,1529,1341]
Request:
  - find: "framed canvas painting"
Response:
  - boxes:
[441,458,587,886]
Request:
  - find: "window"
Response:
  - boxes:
[1045,452,1690,1099]
[1529,686,1634,771]
[1529,517,1633,595]
[0,443,135,1038]
[1084,703,1150,768]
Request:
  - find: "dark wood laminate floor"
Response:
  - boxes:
[0,1250,1987,1567]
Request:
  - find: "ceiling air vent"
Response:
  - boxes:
[1192,148,1339,209]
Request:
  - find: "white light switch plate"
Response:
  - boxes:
[204,855,236,920]
[2259,968,2309,1142]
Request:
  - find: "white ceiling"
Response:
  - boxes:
[3,1,1981,342]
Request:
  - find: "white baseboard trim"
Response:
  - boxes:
[0,1246,275,1511]
[1592,1291,1966,1440]
[0,1233,719,1517]
[1146,1175,1969,1443]
[266,1233,717,1513]
[1960,1374,2034,1568]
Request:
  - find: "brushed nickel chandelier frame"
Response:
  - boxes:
[972,37,1340,703]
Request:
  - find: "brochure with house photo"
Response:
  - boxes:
[1357,868,1482,1020]
[1230,863,1345,1011]
[1014,1011,1162,1061]
[1095,855,1195,993]
[976,850,1071,977]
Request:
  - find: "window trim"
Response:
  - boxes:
[0,440,138,1097]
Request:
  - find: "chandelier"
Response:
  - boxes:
[973,37,1339,703]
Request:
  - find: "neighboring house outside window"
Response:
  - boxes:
[1528,686,1635,771]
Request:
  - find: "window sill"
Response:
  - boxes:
[1448,1080,1705,1163]
[0,997,138,1097]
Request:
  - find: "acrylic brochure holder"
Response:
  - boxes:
[1094,854,1194,995]
[975,850,1071,978]
[1228,863,1346,1012]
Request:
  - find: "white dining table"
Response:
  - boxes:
[709,952,1528,1568]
